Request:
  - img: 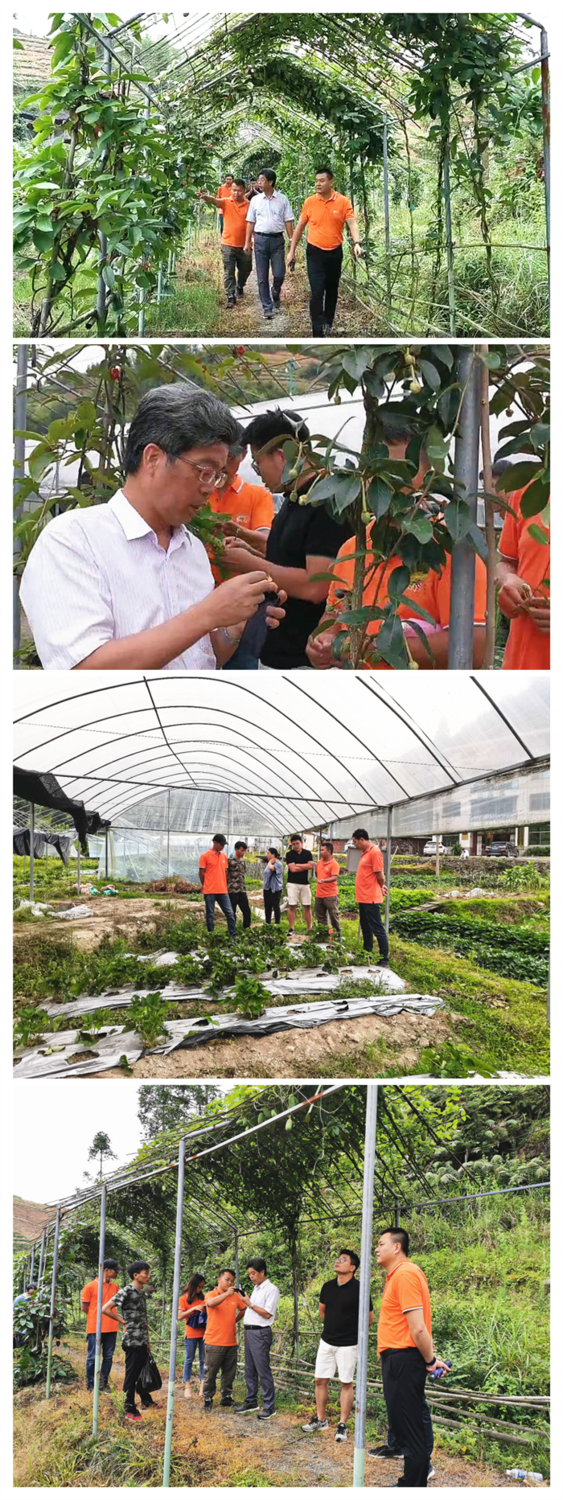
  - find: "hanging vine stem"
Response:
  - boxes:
[470,98,499,311]
[400,115,417,329]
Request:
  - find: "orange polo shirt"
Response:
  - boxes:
[315,857,340,897]
[205,1288,246,1347]
[301,191,354,250]
[377,1261,432,1354]
[218,183,233,200]
[81,1279,119,1335]
[499,487,550,670]
[355,843,385,903]
[327,527,486,666]
[208,477,275,581]
[179,1294,206,1339]
[221,197,250,249]
[199,848,228,895]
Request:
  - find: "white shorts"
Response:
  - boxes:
[315,1338,358,1383]
[287,883,312,906]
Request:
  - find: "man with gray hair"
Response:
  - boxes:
[20,385,285,670]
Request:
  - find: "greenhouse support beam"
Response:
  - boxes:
[382,115,392,317]
[45,1206,61,1399]
[443,137,456,335]
[105,827,109,878]
[138,94,153,337]
[353,1083,378,1488]
[448,349,481,669]
[163,1137,185,1488]
[384,807,392,936]
[77,839,81,894]
[540,28,550,291]
[479,348,496,670]
[38,1229,46,1286]
[92,1183,107,1439]
[13,343,28,665]
[29,802,35,900]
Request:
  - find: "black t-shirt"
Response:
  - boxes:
[260,486,352,669]
[320,1276,373,1347]
[285,848,312,885]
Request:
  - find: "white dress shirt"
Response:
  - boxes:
[243,1278,280,1328]
[246,190,294,235]
[20,489,217,670]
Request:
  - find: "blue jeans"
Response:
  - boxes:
[253,232,286,314]
[388,1396,433,1461]
[86,1330,117,1388]
[183,1336,205,1382]
[204,892,236,938]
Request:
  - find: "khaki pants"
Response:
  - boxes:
[203,1341,238,1402]
[314,894,341,936]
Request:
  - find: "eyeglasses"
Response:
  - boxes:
[177,455,227,486]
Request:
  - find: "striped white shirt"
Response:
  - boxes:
[20,489,217,670]
[246,190,294,235]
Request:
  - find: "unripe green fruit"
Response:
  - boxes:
[333,395,341,405]
[288,466,299,480]
[408,660,420,669]
[404,351,414,365]
[410,380,423,394]
[361,510,372,523]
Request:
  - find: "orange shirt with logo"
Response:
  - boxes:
[208,477,275,581]
[327,528,486,667]
[315,857,340,897]
[218,183,233,200]
[301,191,354,250]
[199,848,228,894]
[205,1288,246,1347]
[221,197,250,249]
[377,1261,432,1354]
[355,843,384,904]
[179,1294,206,1339]
[499,487,550,670]
[81,1279,119,1335]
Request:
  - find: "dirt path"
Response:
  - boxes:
[14,1341,541,1488]
[176,232,371,338]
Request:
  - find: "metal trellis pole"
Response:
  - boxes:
[38,1228,46,1286]
[448,347,481,669]
[92,1183,107,1438]
[382,114,392,319]
[167,788,171,878]
[105,827,109,878]
[138,94,153,336]
[13,342,28,664]
[77,838,81,895]
[163,1137,185,1488]
[45,1206,61,1399]
[30,1243,35,1282]
[29,802,35,901]
[540,28,550,296]
[384,807,392,937]
[443,135,457,335]
[353,1083,378,1487]
[96,49,113,325]
[235,1228,241,1349]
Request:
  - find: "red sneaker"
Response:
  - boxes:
[125,1411,142,1422]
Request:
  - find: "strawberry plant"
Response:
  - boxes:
[128,992,170,1048]
[232,975,270,1018]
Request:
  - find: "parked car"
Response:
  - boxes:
[423,840,447,856]
[484,841,519,857]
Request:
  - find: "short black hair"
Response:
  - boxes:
[234,841,248,851]
[244,408,310,450]
[103,1259,118,1272]
[380,415,421,443]
[321,839,334,852]
[480,458,513,479]
[268,847,279,857]
[26,1282,37,1291]
[315,165,334,178]
[228,423,247,458]
[219,1267,235,1278]
[128,1259,150,1277]
[213,833,227,847]
[381,1227,409,1256]
[259,167,277,185]
[246,1257,267,1274]
[289,833,303,843]
[352,828,370,841]
[124,385,239,475]
[233,177,246,188]
[339,1248,360,1270]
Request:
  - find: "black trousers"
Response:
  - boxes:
[358,901,389,959]
[230,892,252,929]
[381,1348,428,1487]
[123,1342,149,1414]
[306,243,343,334]
[263,889,281,924]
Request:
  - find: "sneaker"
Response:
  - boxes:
[377,958,390,969]
[323,323,333,336]
[301,1416,329,1433]
[264,312,274,321]
[257,1410,275,1420]
[226,298,236,308]
[428,1465,436,1480]
[141,1399,161,1409]
[367,1445,403,1458]
[204,1400,213,1411]
[86,1384,94,1393]
[220,1396,235,1407]
[335,1423,348,1442]
[235,287,245,299]
[235,1401,259,1413]
[125,1410,142,1422]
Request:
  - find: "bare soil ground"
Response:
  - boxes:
[14,1341,537,1488]
[13,1196,52,1245]
[13,896,192,952]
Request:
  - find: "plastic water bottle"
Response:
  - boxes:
[505,1472,543,1484]
[428,1359,452,1380]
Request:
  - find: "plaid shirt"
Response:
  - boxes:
[227,855,247,894]
[112,1284,149,1348]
